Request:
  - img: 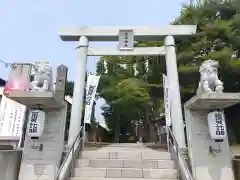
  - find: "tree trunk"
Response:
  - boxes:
[148,99,160,143]
[149,124,156,143]
[114,113,120,143]
[146,104,155,143]
[144,106,152,142]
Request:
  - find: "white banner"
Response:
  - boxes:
[27,109,45,138]
[163,74,171,127]
[84,74,100,124]
[0,95,26,137]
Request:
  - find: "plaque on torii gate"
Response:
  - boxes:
[118,29,134,51]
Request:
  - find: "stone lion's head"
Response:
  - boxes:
[32,61,52,75]
[199,59,219,73]
[199,60,220,82]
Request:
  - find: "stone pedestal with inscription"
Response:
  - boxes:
[184,92,240,180]
[18,101,67,180]
[6,64,68,180]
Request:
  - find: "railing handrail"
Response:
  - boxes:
[54,126,84,180]
[167,126,194,180]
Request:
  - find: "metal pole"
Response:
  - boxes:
[164,36,186,149]
[68,36,89,146]
[158,126,161,144]
[166,126,170,152]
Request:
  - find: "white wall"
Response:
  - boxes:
[0,150,22,180]
[0,88,26,138]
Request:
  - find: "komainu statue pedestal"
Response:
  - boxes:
[4,63,68,180]
[184,92,240,180]
[11,91,68,180]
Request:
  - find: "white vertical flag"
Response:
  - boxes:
[163,74,171,127]
[84,74,100,124]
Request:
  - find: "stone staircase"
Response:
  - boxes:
[70,143,178,180]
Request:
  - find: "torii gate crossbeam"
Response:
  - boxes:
[58,26,197,149]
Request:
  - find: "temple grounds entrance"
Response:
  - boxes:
[58,26,197,149]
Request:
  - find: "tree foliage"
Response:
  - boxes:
[97,57,153,142]
[65,0,240,143]
[174,0,240,143]
[96,0,240,143]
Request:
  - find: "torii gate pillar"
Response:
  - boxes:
[59,26,197,148]
[67,36,89,145]
[165,35,186,149]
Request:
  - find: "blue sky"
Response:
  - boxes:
[0,0,186,124]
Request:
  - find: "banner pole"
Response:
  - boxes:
[163,73,171,152]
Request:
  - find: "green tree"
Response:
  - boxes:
[173,0,240,143]
[96,39,170,141]
[99,74,150,142]
[64,0,240,144]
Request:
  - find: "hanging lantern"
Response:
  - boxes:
[119,63,127,69]
[216,11,221,20]
[207,111,227,141]
[27,109,46,138]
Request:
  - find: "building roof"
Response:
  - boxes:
[65,95,109,131]
[0,78,5,95]
[0,78,5,86]
[98,123,109,131]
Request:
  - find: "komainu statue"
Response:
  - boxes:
[196,59,224,96]
[29,61,53,91]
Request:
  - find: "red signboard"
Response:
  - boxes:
[3,78,29,97]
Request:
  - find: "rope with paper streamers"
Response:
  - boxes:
[88,48,165,76]
[0,44,169,77]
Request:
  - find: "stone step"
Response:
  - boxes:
[71,178,178,180]
[75,159,175,169]
[80,151,171,160]
[73,167,178,179]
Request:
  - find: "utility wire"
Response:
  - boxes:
[0,59,13,68]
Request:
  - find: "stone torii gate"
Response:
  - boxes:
[58,26,197,149]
